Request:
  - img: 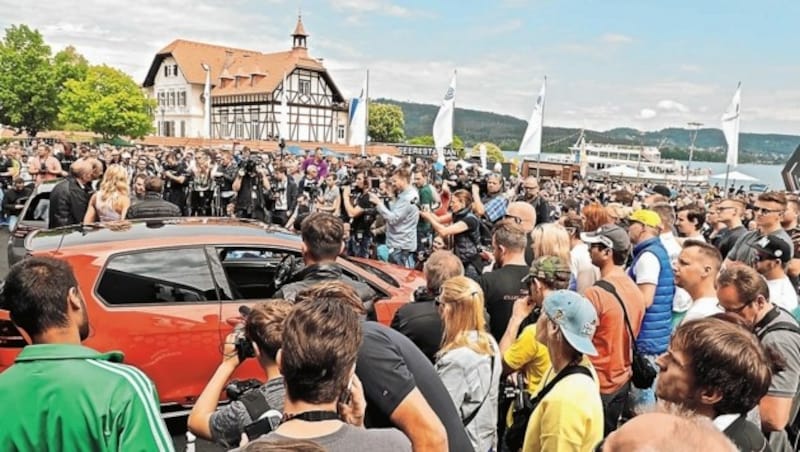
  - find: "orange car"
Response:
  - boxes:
[0,218,422,408]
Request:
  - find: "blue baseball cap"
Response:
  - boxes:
[542,290,598,356]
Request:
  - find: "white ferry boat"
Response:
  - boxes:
[564,136,711,185]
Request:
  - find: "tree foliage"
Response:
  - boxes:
[407,134,464,150]
[368,102,405,143]
[0,25,92,136]
[0,25,60,135]
[59,65,155,138]
[471,142,505,164]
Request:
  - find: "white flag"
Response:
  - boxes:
[278,72,290,140]
[433,71,456,164]
[519,78,547,156]
[479,144,487,169]
[721,83,741,167]
[348,77,368,147]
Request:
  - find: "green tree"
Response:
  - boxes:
[471,142,504,164]
[368,102,405,143]
[53,45,89,91]
[407,134,464,150]
[59,65,155,139]
[0,24,59,135]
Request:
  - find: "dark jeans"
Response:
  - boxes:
[389,249,415,268]
[601,380,631,436]
[348,231,373,258]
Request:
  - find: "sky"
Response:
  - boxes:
[2,0,799,135]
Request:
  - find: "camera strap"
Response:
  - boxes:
[282,410,341,423]
[240,390,271,423]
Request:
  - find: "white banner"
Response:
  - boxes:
[433,71,457,164]
[519,78,547,156]
[721,83,741,167]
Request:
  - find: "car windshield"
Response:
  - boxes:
[343,257,399,288]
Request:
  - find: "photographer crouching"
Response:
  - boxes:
[232,154,271,221]
[188,300,293,448]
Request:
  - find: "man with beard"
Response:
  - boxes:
[0,257,172,450]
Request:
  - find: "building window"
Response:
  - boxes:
[178,91,186,107]
[299,79,311,95]
[164,65,169,77]
[338,124,345,139]
[169,91,176,107]
[180,121,185,138]
[173,65,179,77]
[158,92,165,106]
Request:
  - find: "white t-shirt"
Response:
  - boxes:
[682,296,722,324]
[633,252,660,285]
[660,233,682,263]
[673,288,692,313]
[570,243,599,293]
[767,276,799,312]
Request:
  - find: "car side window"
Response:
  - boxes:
[97,248,218,305]
[218,247,301,300]
[23,194,50,222]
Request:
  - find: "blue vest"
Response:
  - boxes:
[628,236,675,355]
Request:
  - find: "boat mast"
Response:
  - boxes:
[685,122,703,185]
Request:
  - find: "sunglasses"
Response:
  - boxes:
[753,207,781,215]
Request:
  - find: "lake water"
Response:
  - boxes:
[503,151,785,189]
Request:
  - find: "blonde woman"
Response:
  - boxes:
[531,223,571,263]
[84,164,130,223]
[435,276,501,452]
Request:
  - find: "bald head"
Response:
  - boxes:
[601,412,736,452]
[507,201,536,232]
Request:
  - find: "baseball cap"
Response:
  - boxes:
[580,224,631,253]
[629,209,662,229]
[521,256,572,286]
[542,290,598,356]
[750,235,791,264]
[646,184,672,198]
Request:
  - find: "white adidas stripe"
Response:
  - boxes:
[87,360,172,452]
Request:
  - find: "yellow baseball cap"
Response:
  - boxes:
[629,209,662,228]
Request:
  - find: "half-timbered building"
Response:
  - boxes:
[142,17,349,143]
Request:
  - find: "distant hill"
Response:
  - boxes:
[377,98,800,163]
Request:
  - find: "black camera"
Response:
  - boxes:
[241,159,257,175]
[303,181,320,199]
[233,305,256,362]
[225,378,262,401]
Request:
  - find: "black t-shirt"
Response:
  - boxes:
[390,297,442,363]
[357,321,471,452]
[351,192,377,232]
[718,225,747,260]
[477,264,530,342]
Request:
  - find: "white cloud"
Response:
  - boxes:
[657,99,690,113]
[639,108,657,119]
[329,0,417,18]
[679,64,702,73]
[601,33,633,44]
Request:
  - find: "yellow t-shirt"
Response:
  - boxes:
[521,357,604,452]
[503,324,551,395]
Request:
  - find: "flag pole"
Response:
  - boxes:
[536,76,547,179]
[724,164,730,197]
[451,69,456,161]
[362,69,369,158]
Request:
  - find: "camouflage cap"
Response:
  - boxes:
[522,255,572,286]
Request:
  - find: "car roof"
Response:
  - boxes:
[26,217,300,254]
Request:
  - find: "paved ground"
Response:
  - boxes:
[0,229,224,451]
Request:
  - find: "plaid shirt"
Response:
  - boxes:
[483,194,508,222]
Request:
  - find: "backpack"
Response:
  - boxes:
[757,318,800,449]
[239,390,279,440]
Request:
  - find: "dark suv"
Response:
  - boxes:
[7,179,60,265]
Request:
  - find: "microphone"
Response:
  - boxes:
[239,305,251,317]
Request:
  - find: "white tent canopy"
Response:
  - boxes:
[709,170,758,182]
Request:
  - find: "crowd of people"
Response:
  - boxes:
[1,137,800,451]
